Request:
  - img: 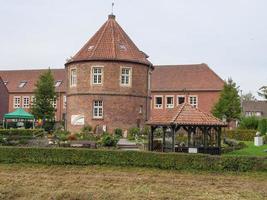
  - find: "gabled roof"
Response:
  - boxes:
[151,64,224,92]
[0,69,66,93]
[66,15,151,66]
[243,100,267,117]
[4,108,34,119]
[147,103,225,126]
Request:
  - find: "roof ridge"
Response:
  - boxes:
[91,20,110,58]
[172,103,186,122]
[154,64,204,67]
[111,20,116,58]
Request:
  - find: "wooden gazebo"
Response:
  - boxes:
[146,103,226,155]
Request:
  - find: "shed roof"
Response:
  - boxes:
[147,103,225,126]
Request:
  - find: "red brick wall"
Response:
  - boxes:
[7,93,66,121]
[151,91,221,114]
[0,79,9,120]
[66,61,150,133]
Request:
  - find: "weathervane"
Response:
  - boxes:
[111,1,115,15]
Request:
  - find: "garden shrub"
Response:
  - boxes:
[128,127,141,140]
[258,119,267,136]
[81,125,93,133]
[0,147,265,172]
[223,129,256,141]
[114,128,123,138]
[100,133,119,147]
[238,116,259,130]
[0,129,45,137]
[53,130,70,141]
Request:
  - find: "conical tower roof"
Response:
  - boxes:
[67,15,151,66]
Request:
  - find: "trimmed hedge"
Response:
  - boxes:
[0,147,266,172]
[223,129,256,141]
[0,129,45,137]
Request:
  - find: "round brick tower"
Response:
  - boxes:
[65,14,153,133]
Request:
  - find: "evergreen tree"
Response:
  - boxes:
[212,78,241,123]
[242,92,256,101]
[31,69,57,121]
[258,86,267,100]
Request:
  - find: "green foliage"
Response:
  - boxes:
[258,86,267,100]
[100,133,119,147]
[225,141,267,156]
[212,78,241,123]
[239,116,259,130]
[31,68,57,121]
[53,130,70,141]
[81,125,92,133]
[0,147,266,172]
[0,129,45,137]
[223,129,256,141]
[114,128,123,138]
[128,127,141,140]
[258,119,267,136]
[242,92,256,101]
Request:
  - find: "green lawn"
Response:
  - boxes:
[224,141,267,156]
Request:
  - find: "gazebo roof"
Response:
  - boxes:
[4,108,34,120]
[147,103,226,126]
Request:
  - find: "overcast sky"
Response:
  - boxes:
[0,0,266,98]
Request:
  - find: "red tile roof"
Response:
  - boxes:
[0,69,66,93]
[66,15,152,66]
[151,64,224,91]
[147,103,225,126]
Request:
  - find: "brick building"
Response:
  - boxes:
[151,64,224,114]
[0,15,224,133]
[0,69,66,121]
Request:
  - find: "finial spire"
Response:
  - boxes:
[111,1,115,15]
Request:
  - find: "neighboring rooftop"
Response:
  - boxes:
[0,69,66,93]
[147,103,225,126]
[151,64,224,92]
[243,100,267,117]
[67,15,151,66]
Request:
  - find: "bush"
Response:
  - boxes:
[81,125,92,133]
[239,116,259,130]
[223,129,256,141]
[0,147,266,172]
[114,128,123,138]
[43,121,55,132]
[54,130,70,141]
[0,129,45,137]
[128,127,140,140]
[258,119,267,136]
[100,133,119,147]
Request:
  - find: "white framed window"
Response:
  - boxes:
[52,98,57,108]
[22,96,30,108]
[63,95,67,109]
[189,95,198,108]
[93,100,103,119]
[13,96,21,108]
[166,96,174,108]
[177,95,185,105]
[92,67,103,85]
[55,80,62,87]
[120,67,132,86]
[70,68,77,87]
[19,81,27,88]
[154,96,163,109]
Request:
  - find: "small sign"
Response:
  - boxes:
[188,148,198,154]
[71,115,85,125]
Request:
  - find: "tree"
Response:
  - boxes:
[212,78,241,124]
[31,69,57,121]
[258,86,267,100]
[242,92,256,101]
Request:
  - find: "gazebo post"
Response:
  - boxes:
[162,126,166,152]
[204,126,208,150]
[171,125,175,152]
[149,126,156,151]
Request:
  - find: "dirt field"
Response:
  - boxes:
[0,164,266,200]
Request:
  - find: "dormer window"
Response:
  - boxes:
[119,44,127,51]
[88,45,95,51]
[55,80,62,87]
[3,81,8,85]
[19,81,27,88]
